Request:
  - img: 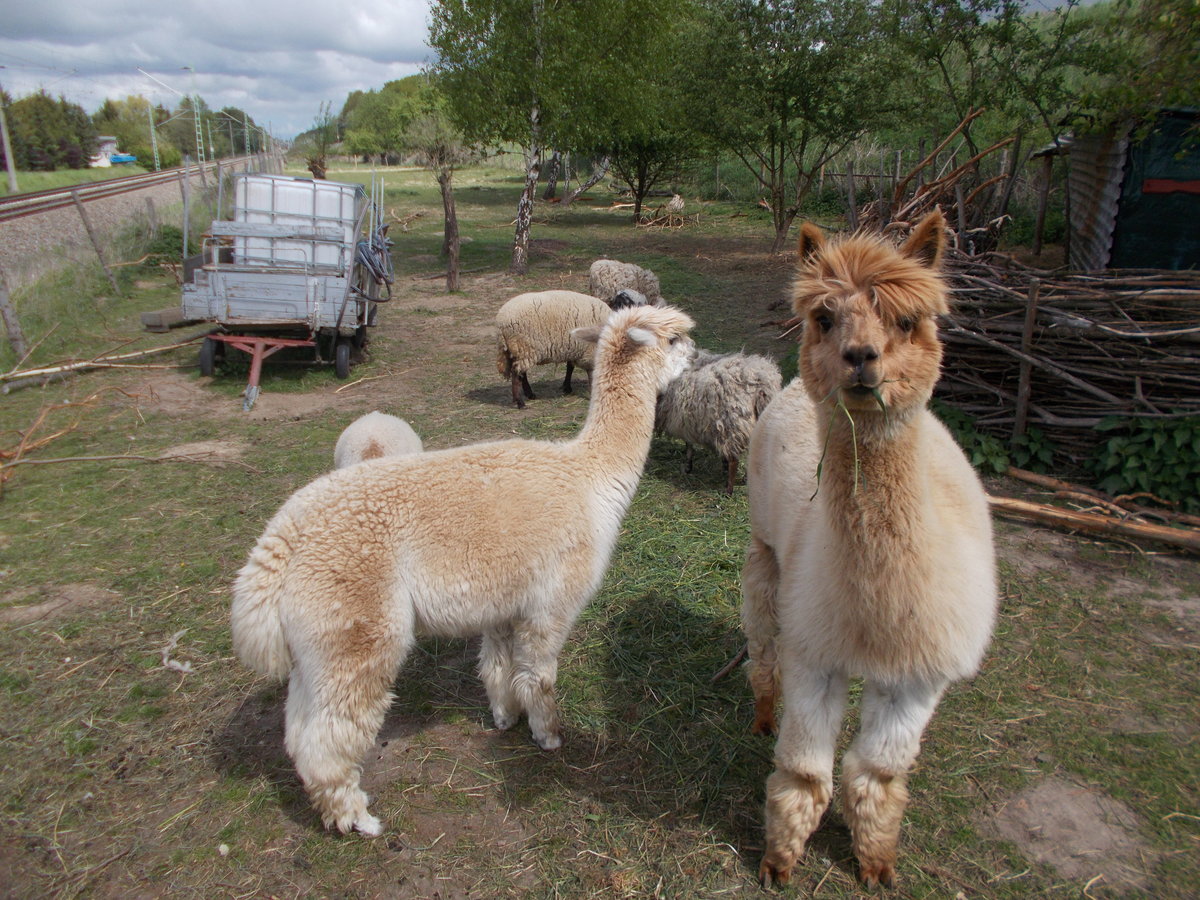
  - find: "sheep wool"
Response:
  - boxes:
[333,412,423,469]
[588,259,663,306]
[655,350,782,494]
[495,289,612,408]
[231,304,697,838]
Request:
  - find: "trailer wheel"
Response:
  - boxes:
[334,340,352,379]
[199,337,219,376]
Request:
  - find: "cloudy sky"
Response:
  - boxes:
[0,0,435,139]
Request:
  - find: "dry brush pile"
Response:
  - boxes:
[936,253,1200,462]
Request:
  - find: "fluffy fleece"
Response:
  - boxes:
[587,259,663,306]
[654,349,782,494]
[740,211,997,889]
[332,412,423,469]
[231,304,697,837]
[495,289,612,408]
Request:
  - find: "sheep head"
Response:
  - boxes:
[790,210,949,417]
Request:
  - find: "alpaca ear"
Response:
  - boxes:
[902,209,947,270]
[572,326,602,345]
[625,326,655,347]
[796,222,826,267]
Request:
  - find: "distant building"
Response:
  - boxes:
[90,136,119,168]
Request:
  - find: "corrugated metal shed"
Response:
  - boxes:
[1063,130,1129,271]
[1036,110,1200,271]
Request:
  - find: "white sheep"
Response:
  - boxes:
[230,304,697,837]
[607,288,649,310]
[495,289,612,408]
[333,412,423,469]
[655,349,782,494]
[588,258,663,306]
[741,211,997,889]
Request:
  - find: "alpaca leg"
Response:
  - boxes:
[510,616,572,750]
[561,361,575,395]
[285,640,408,836]
[740,537,781,735]
[760,664,848,885]
[842,678,946,888]
[479,624,519,730]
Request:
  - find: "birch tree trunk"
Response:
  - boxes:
[564,156,610,205]
[510,143,541,275]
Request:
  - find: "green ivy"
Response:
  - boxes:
[1088,415,1200,513]
[931,401,1011,475]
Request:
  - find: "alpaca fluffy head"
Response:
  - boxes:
[573,304,697,393]
[791,210,949,414]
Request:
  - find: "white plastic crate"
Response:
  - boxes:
[232,174,366,269]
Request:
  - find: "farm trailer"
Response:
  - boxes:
[181,173,392,409]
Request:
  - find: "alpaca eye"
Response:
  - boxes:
[898,316,917,333]
[814,313,833,333]
[668,336,679,345]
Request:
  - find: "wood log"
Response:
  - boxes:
[988,495,1200,553]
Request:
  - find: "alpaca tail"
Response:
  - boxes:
[230,523,296,679]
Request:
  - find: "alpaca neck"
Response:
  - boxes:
[816,403,928,540]
[575,355,660,489]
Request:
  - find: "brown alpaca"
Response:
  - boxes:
[740,211,997,888]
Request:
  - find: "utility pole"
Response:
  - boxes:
[0,71,18,193]
[147,102,161,171]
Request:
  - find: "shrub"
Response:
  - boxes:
[1089,415,1200,513]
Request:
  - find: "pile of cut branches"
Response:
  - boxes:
[936,251,1200,462]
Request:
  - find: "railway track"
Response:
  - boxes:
[0,156,255,224]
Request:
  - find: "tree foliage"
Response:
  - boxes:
[4,91,98,171]
[682,0,910,250]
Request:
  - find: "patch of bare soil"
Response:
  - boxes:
[982,777,1154,894]
[157,439,248,465]
[0,582,119,625]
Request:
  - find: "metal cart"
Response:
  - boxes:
[181,173,392,409]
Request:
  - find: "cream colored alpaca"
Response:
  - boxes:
[740,211,996,888]
[231,305,695,837]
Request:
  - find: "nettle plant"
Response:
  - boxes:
[1089,415,1200,513]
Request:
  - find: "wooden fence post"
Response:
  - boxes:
[846,159,858,231]
[1012,279,1041,440]
[0,263,29,360]
[71,189,121,296]
[145,196,158,237]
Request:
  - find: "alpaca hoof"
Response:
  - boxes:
[751,715,777,737]
[534,732,562,751]
[492,710,518,731]
[859,860,896,889]
[355,812,383,838]
[759,856,793,888]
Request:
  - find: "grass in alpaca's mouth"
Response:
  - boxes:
[812,384,894,500]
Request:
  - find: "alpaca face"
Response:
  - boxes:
[792,212,950,415]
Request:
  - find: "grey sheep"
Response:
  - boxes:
[333,412,423,469]
[588,259,663,306]
[495,290,612,408]
[655,349,782,493]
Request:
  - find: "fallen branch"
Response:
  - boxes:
[0,338,201,383]
[988,495,1200,553]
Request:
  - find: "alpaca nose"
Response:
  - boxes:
[843,345,879,375]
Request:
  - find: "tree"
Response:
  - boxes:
[342,78,423,164]
[303,101,337,179]
[403,78,480,291]
[6,91,97,171]
[430,0,677,274]
[683,0,909,251]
